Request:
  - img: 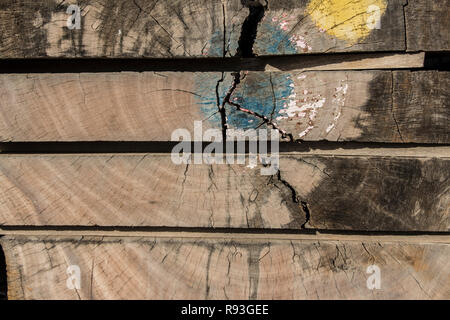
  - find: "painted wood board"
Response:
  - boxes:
[1,0,446,58]
[233,0,407,56]
[0,154,448,232]
[0,70,448,143]
[1,236,449,299]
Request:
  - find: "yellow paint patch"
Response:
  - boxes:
[307,0,387,44]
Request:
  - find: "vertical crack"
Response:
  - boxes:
[215,3,228,141]
[215,72,227,142]
[236,0,267,58]
[216,0,302,228]
[300,201,311,229]
[222,2,227,57]
[216,1,268,141]
[276,170,311,229]
[0,242,7,300]
[269,72,277,121]
[217,0,294,142]
[402,0,409,51]
[391,72,404,142]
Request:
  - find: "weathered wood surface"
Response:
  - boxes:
[1,236,449,300]
[263,52,425,71]
[0,0,226,58]
[0,70,447,143]
[0,154,448,232]
[392,71,450,143]
[405,0,450,52]
[250,0,407,55]
[0,0,446,58]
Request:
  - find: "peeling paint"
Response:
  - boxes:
[276,74,328,138]
[325,82,348,135]
[195,71,351,141]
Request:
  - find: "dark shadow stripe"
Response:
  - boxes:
[0,225,449,237]
[424,52,450,71]
[0,51,445,73]
[0,242,7,300]
[0,141,447,154]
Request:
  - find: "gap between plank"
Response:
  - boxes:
[0,228,449,244]
[1,142,449,158]
[0,52,438,73]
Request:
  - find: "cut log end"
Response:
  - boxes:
[1,236,449,300]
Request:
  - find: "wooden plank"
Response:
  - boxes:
[2,230,449,244]
[1,0,447,58]
[0,0,226,58]
[263,52,425,71]
[1,236,449,299]
[405,0,450,52]
[0,70,447,143]
[247,0,407,55]
[392,71,450,143]
[0,0,424,58]
[0,154,448,232]
[281,155,450,231]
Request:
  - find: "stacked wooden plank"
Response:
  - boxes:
[0,0,449,300]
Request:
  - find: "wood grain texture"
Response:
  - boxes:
[0,154,448,232]
[263,52,425,71]
[281,156,450,232]
[1,0,447,58]
[248,0,406,55]
[1,0,441,58]
[392,71,450,143]
[1,236,449,300]
[405,0,450,52]
[0,71,447,143]
[0,0,226,58]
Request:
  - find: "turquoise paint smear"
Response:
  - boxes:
[207,30,224,57]
[254,22,297,55]
[195,73,294,130]
[196,20,297,128]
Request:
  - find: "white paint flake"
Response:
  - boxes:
[325,82,348,135]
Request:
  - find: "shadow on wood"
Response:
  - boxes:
[0,241,7,300]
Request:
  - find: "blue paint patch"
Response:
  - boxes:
[207,30,225,57]
[194,73,295,130]
[196,20,297,128]
[254,23,297,55]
